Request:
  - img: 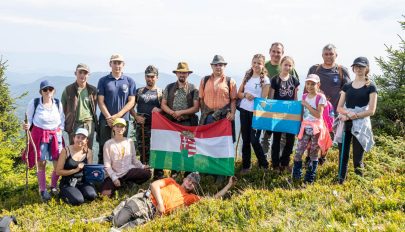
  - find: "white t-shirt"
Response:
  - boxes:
[239,75,270,112]
[302,93,327,122]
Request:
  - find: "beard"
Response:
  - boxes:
[178,77,186,83]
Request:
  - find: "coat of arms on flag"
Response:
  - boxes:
[180,131,196,157]
[150,112,235,176]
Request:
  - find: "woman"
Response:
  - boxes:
[336,57,377,184]
[237,54,270,174]
[101,118,152,197]
[269,56,300,172]
[56,128,97,205]
[23,80,64,202]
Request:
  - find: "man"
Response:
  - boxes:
[130,65,163,179]
[97,54,136,164]
[262,42,299,155]
[307,44,350,113]
[199,55,237,183]
[111,173,237,229]
[161,62,199,127]
[199,55,237,126]
[307,44,350,164]
[61,63,98,150]
[161,62,199,177]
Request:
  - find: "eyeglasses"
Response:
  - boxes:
[112,61,123,65]
[42,87,54,92]
[213,64,225,67]
[78,70,89,75]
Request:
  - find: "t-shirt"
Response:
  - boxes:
[270,75,300,100]
[342,82,377,108]
[265,61,299,79]
[307,64,350,112]
[303,94,327,122]
[239,75,270,112]
[136,88,161,124]
[150,178,200,214]
[97,73,136,121]
[75,87,93,122]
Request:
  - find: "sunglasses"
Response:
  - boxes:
[42,87,54,92]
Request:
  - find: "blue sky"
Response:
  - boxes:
[1,0,404,80]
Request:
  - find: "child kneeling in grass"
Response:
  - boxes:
[292,74,332,183]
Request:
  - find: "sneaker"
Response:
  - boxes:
[239,168,251,175]
[50,187,59,196]
[40,190,51,202]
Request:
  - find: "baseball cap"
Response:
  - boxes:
[351,57,369,67]
[40,80,54,90]
[110,54,125,62]
[76,63,90,73]
[305,74,320,83]
[112,118,127,127]
[186,172,201,185]
[75,128,89,137]
[145,65,158,76]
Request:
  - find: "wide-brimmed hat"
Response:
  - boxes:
[39,80,54,90]
[305,74,320,83]
[351,57,369,67]
[145,65,158,76]
[112,118,127,127]
[76,63,90,73]
[173,62,193,74]
[210,55,227,65]
[75,128,89,137]
[186,172,201,185]
[110,54,125,62]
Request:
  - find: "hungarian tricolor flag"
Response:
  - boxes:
[150,112,235,176]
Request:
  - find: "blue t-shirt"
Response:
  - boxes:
[97,73,136,121]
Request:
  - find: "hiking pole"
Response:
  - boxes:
[24,114,30,193]
[235,130,241,161]
[338,130,346,183]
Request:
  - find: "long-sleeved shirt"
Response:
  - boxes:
[103,138,144,181]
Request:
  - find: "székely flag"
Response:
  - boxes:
[150,112,235,176]
[252,98,302,134]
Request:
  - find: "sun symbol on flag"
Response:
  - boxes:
[180,130,196,157]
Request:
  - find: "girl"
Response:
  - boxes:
[336,57,377,184]
[56,128,97,205]
[292,74,332,183]
[23,80,64,202]
[269,56,300,172]
[237,54,270,174]
[101,118,151,197]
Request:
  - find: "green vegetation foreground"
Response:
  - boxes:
[0,135,403,231]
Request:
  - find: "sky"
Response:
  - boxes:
[1,0,404,82]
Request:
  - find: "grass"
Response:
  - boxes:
[1,135,404,231]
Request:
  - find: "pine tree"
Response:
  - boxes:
[0,58,25,178]
[373,17,405,137]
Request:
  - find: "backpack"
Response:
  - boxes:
[302,93,334,132]
[30,97,60,130]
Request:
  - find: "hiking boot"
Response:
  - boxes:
[40,190,51,202]
[292,161,303,180]
[50,187,59,196]
[304,160,319,184]
[239,168,251,175]
[319,156,327,166]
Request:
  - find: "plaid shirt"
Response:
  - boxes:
[199,74,237,110]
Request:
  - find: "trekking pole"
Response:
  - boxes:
[338,130,346,182]
[27,122,39,191]
[24,114,30,193]
[235,130,241,161]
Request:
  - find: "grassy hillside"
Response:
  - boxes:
[1,135,404,231]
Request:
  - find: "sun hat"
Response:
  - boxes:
[173,62,193,74]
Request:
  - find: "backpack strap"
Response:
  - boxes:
[315,93,322,107]
[135,87,146,104]
[337,64,344,89]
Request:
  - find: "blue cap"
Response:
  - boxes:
[40,80,54,90]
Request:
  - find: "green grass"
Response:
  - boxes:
[1,135,404,231]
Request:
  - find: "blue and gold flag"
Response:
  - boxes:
[252,98,302,134]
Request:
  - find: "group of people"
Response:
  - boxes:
[22,42,377,224]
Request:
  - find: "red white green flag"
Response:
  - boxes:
[150,112,235,176]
